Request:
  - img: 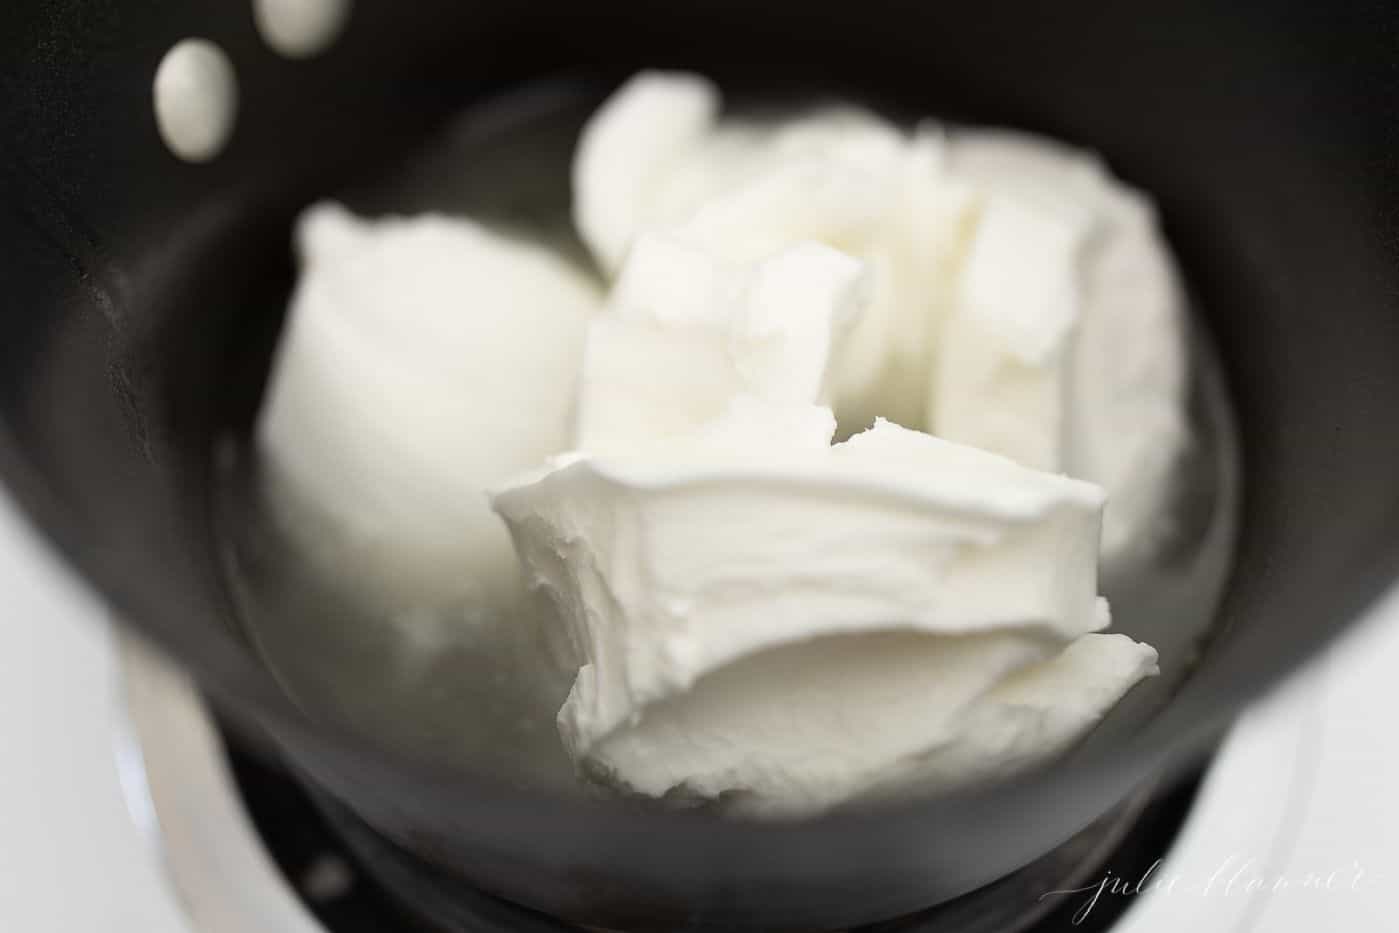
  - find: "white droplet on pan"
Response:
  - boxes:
[153,39,239,163]
[253,0,352,59]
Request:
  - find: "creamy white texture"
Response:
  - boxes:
[572,72,1188,561]
[941,132,1190,558]
[494,413,1134,811]
[596,632,1156,815]
[862,631,1159,796]
[259,203,600,614]
[492,204,1157,813]
[589,631,1050,815]
[574,74,979,433]
[933,193,1089,473]
[676,128,976,435]
[153,39,239,163]
[573,73,721,276]
[577,233,869,453]
[256,74,1175,816]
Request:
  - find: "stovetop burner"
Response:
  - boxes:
[120,634,1204,933]
[224,730,1205,933]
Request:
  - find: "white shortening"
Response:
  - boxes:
[259,203,601,616]
[572,71,1189,562]
[495,205,1157,814]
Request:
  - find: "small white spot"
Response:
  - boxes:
[253,0,352,59]
[153,39,238,163]
[300,853,355,902]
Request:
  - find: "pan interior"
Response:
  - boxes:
[213,77,1242,803]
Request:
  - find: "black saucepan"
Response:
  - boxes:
[3,1,1398,930]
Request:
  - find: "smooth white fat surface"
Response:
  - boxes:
[259,203,600,614]
[571,73,1189,561]
[494,413,1137,814]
